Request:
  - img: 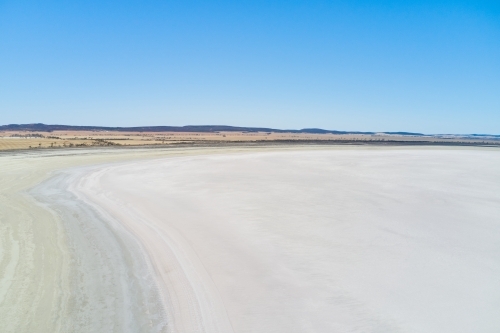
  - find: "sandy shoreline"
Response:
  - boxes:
[1,146,500,332]
[30,168,168,332]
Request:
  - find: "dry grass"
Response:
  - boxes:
[0,130,497,151]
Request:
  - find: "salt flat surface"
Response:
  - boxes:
[72,148,500,333]
[1,147,499,333]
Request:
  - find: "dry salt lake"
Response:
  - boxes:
[1,146,499,333]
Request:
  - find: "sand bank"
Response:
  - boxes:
[1,147,500,332]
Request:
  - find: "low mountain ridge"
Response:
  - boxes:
[0,123,425,136]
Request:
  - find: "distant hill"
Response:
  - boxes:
[0,123,425,136]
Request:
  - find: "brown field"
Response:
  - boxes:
[0,130,498,151]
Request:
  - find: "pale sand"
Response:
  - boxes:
[0,147,240,333]
[1,147,500,332]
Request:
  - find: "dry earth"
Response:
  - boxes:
[1,130,498,151]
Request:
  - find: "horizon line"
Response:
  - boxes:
[1,123,499,137]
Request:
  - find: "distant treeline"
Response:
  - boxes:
[0,123,424,136]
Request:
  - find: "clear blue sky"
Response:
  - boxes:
[1,1,499,133]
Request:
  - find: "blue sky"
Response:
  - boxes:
[1,1,499,134]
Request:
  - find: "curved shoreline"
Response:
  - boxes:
[0,147,214,333]
[30,168,169,332]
